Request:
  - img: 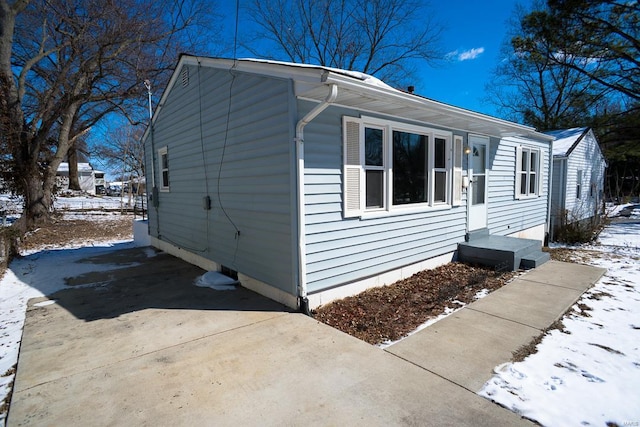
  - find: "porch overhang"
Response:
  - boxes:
[297,72,554,141]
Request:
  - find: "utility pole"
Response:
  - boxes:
[144,80,153,119]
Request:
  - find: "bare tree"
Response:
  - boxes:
[95,123,146,183]
[246,0,443,87]
[0,0,217,233]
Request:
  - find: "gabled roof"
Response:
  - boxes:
[148,55,553,142]
[545,127,589,156]
[57,162,94,173]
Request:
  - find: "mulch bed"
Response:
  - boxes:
[312,262,518,345]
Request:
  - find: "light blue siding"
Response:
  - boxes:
[562,132,606,222]
[549,130,606,236]
[301,102,467,293]
[487,137,550,237]
[144,65,297,294]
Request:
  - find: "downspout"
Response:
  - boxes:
[295,83,338,315]
[546,146,554,245]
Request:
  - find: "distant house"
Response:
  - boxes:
[56,162,104,195]
[142,56,554,311]
[546,127,607,240]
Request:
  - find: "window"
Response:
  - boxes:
[516,146,542,198]
[576,170,582,199]
[433,137,448,203]
[452,136,463,206]
[392,130,428,205]
[343,116,454,217]
[365,127,385,209]
[158,147,169,191]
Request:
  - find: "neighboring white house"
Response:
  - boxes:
[546,127,607,240]
[56,162,105,195]
[142,56,554,311]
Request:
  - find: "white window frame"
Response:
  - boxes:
[432,135,450,205]
[343,116,454,218]
[363,124,387,211]
[576,169,582,199]
[515,145,542,199]
[158,146,170,192]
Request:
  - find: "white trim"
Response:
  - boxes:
[150,236,298,309]
[143,56,554,145]
[506,223,546,242]
[515,145,542,199]
[468,134,490,232]
[158,146,170,192]
[453,135,463,206]
[238,273,298,309]
[307,252,455,309]
[150,236,218,271]
[350,116,454,217]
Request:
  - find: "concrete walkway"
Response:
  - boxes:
[7,250,605,426]
[387,260,606,392]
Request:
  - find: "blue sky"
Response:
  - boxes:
[218,0,526,118]
[417,0,521,116]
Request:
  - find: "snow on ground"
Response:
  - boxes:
[479,217,640,426]
[597,221,640,249]
[1,193,140,225]
[0,195,146,426]
[194,271,238,291]
[0,240,153,426]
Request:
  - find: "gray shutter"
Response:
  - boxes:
[453,136,463,206]
[343,117,362,218]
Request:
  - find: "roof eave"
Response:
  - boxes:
[319,72,553,141]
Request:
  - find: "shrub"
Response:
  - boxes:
[554,209,607,244]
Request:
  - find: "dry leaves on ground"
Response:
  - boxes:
[20,213,134,252]
[312,263,518,345]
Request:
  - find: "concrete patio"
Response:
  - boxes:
[7,248,605,426]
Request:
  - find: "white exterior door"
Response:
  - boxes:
[468,135,489,231]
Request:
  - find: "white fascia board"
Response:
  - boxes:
[321,72,553,141]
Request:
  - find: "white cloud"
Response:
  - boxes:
[447,47,485,62]
[458,47,485,61]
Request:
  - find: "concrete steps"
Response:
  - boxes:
[458,229,550,271]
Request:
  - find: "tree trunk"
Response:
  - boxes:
[68,145,81,191]
[22,163,54,228]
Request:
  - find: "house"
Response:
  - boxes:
[56,162,105,195]
[545,127,607,240]
[142,55,554,311]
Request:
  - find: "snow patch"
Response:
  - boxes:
[194,271,238,291]
[33,300,56,307]
[479,222,640,426]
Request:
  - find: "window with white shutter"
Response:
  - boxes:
[343,118,363,217]
[342,116,455,218]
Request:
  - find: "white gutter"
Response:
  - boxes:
[295,83,338,314]
[321,73,554,141]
